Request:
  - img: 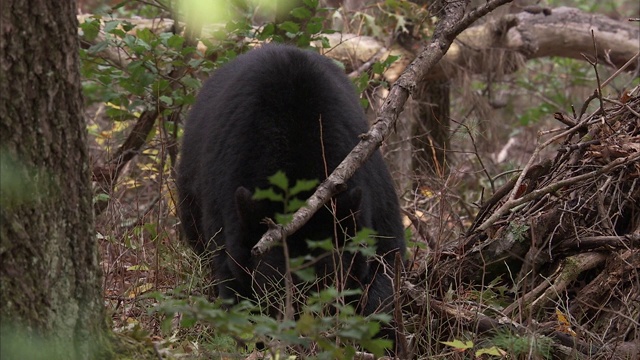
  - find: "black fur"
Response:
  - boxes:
[177,44,405,352]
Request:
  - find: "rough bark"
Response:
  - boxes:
[0,1,110,359]
[411,79,452,178]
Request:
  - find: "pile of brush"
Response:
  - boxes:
[407,85,639,359]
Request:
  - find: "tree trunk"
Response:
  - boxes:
[0,1,110,359]
[411,79,452,178]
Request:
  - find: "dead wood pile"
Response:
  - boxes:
[407,85,640,359]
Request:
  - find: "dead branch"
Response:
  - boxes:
[476,151,640,233]
[404,284,598,358]
[326,6,639,81]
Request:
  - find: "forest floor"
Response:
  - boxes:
[88,81,639,359]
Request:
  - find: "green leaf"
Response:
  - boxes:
[294,267,316,282]
[253,188,283,202]
[286,198,306,213]
[305,17,323,34]
[136,28,154,45]
[275,213,293,225]
[279,21,300,34]
[167,34,185,49]
[268,171,289,191]
[441,339,474,350]
[103,20,120,34]
[87,41,109,54]
[257,23,275,40]
[159,95,173,106]
[359,338,391,358]
[79,19,100,41]
[175,93,196,106]
[351,227,376,245]
[318,36,331,49]
[181,76,201,89]
[180,316,197,328]
[303,0,319,8]
[126,264,150,271]
[295,312,316,333]
[126,59,144,72]
[110,28,126,38]
[290,179,317,195]
[339,326,367,339]
[151,78,170,95]
[188,58,204,69]
[383,54,400,67]
[296,33,311,47]
[307,238,334,251]
[476,346,504,357]
[290,7,312,19]
[121,21,135,32]
[105,107,135,120]
[143,222,158,237]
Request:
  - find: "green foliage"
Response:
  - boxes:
[78,0,402,146]
[352,54,401,109]
[468,276,512,309]
[80,1,640,359]
[490,330,553,359]
[441,331,553,359]
[79,16,211,120]
[514,56,602,126]
[79,2,407,358]
[348,0,429,38]
[254,171,381,257]
[154,291,390,359]
[152,172,392,358]
[271,0,332,47]
[253,170,319,224]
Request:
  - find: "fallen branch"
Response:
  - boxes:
[476,151,640,232]
[321,7,639,80]
[404,285,598,358]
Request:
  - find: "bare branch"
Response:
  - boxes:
[476,151,640,232]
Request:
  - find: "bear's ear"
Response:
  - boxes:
[235,186,255,224]
[334,186,363,221]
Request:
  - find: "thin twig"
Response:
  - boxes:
[477,152,640,232]
[503,116,592,213]
[454,119,495,193]
[601,51,640,88]
[347,47,388,79]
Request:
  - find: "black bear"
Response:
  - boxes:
[177,44,406,353]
